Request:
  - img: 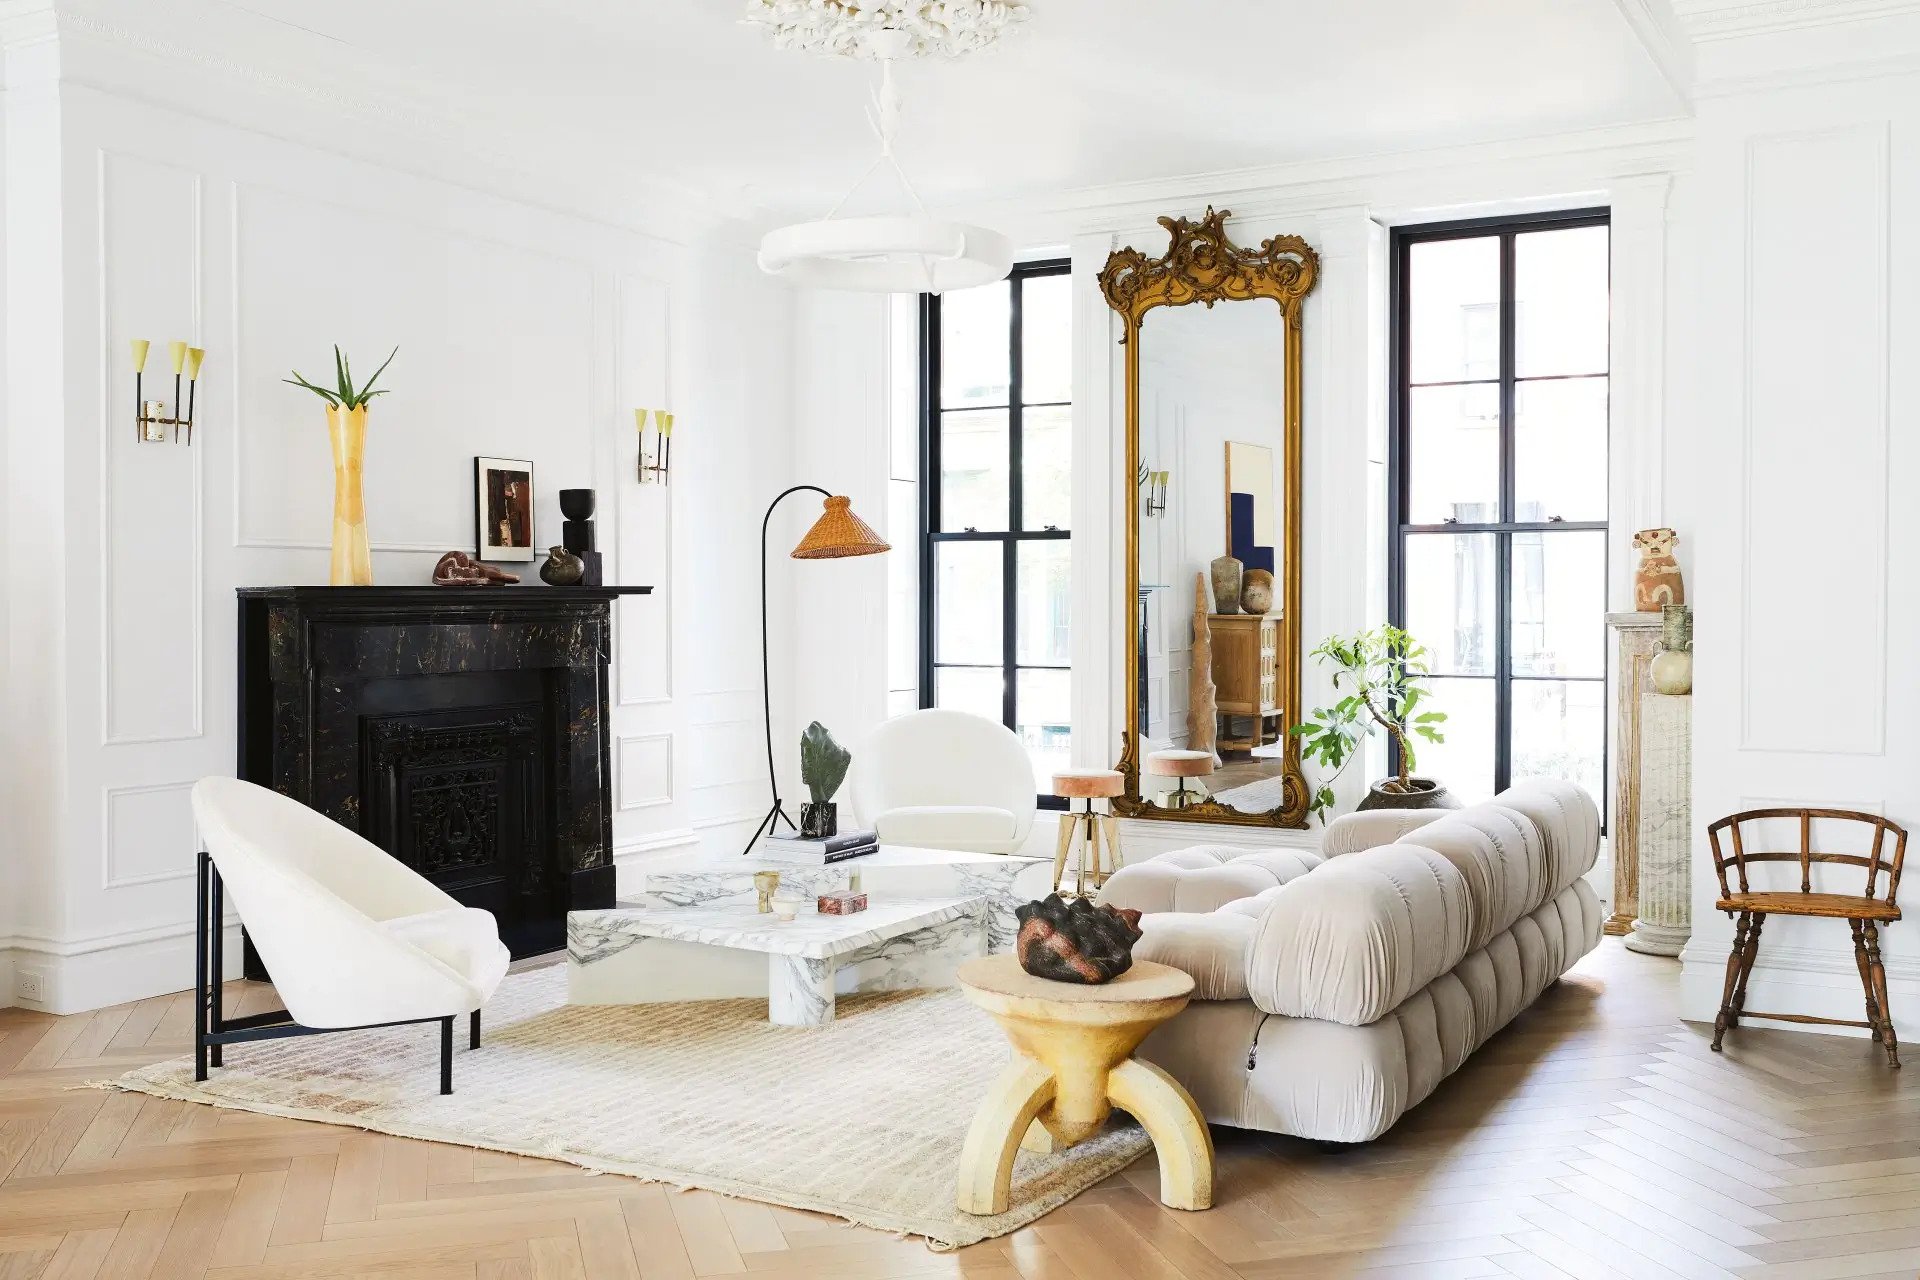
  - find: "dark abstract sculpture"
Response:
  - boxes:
[1015,894,1144,984]
[538,545,586,586]
[799,720,851,838]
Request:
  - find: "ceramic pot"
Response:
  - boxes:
[1650,648,1693,695]
[1209,556,1243,614]
[770,896,803,922]
[538,545,586,586]
[753,870,780,914]
[1355,777,1463,812]
[800,801,837,839]
[1240,568,1274,614]
[325,404,373,586]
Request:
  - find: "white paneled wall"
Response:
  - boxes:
[0,42,797,1012]
[1675,27,1920,1040]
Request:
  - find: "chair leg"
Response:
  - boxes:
[1731,913,1764,1022]
[1863,922,1900,1069]
[194,852,210,1084]
[440,1017,454,1094]
[470,1009,481,1051]
[1712,912,1752,1052]
[1851,920,1883,1044]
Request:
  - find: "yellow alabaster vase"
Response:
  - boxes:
[325,404,373,586]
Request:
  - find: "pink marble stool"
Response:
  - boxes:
[1050,769,1125,898]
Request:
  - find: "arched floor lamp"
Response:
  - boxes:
[743,486,890,855]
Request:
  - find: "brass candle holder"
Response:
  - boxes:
[132,338,205,444]
[635,407,673,484]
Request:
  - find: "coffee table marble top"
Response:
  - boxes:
[570,896,985,963]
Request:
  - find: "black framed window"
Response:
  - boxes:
[920,260,1072,806]
[1388,210,1609,805]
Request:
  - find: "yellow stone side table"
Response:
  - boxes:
[954,955,1214,1215]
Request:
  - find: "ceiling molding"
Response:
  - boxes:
[1608,0,1696,101]
[1672,0,1920,39]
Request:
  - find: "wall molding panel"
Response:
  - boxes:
[615,732,674,812]
[101,780,200,889]
[99,149,207,746]
[1736,122,1890,756]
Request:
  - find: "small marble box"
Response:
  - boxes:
[817,890,867,915]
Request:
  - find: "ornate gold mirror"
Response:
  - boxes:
[1100,209,1319,826]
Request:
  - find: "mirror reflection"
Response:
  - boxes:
[1134,300,1293,814]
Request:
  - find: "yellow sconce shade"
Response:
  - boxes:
[634,408,648,431]
[790,495,890,560]
[131,339,151,373]
[658,411,674,437]
[186,347,206,380]
[168,340,189,375]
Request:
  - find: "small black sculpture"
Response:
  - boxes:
[1015,894,1144,984]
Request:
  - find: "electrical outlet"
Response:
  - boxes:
[16,968,46,1002]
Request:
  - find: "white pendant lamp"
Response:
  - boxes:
[745,2,1027,295]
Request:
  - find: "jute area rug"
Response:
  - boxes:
[114,966,1150,1249]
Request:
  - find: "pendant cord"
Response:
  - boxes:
[822,58,930,221]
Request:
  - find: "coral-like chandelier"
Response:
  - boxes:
[745,1,1029,294]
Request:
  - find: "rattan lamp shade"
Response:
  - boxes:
[791,495,890,560]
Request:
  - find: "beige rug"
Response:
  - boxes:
[114,966,1149,1249]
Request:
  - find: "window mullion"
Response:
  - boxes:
[1494,230,1517,794]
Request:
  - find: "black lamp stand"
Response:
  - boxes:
[741,484,831,855]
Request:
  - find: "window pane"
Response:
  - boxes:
[1515,225,1609,378]
[1515,376,1607,523]
[935,541,1001,664]
[886,478,919,702]
[934,666,1002,722]
[1512,530,1605,678]
[1015,539,1071,665]
[1407,383,1500,524]
[1512,678,1605,801]
[1401,533,1497,675]
[1016,668,1071,792]
[1408,236,1499,384]
[1411,676,1495,805]
[940,281,1009,408]
[939,409,1008,530]
[1021,273,1071,404]
[1021,404,1072,530]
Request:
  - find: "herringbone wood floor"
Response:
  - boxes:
[1,942,1915,1279]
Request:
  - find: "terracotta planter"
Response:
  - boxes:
[326,404,373,586]
[1355,777,1462,812]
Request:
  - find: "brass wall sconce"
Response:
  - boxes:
[132,338,205,444]
[635,408,673,484]
[1138,464,1169,517]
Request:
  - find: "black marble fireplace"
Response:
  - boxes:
[235,584,650,973]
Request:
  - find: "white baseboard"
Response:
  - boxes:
[4,920,242,1016]
[1679,941,1915,1041]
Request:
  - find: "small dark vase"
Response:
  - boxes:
[558,488,596,522]
[538,545,586,586]
[1355,777,1462,812]
[800,801,837,839]
[1015,894,1144,984]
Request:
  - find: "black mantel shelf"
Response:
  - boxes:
[237,584,653,602]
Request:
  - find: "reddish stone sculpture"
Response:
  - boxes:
[1015,894,1144,984]
[432,550,519,586]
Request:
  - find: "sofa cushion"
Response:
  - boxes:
[1098,845,1321,915]
[1321,809,1450,858]
[872,805,1017,851]
[1132,912,1258,1000]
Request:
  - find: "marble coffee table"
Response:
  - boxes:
[567,895,987,1026]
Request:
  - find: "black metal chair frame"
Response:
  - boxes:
[196,851,482,1095]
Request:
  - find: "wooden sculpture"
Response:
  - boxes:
[1187,573,1219,763]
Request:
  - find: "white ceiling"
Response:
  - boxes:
[168,1,1689,216]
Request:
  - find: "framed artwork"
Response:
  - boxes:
[1224,440,1276,576]
[474,456,535,562]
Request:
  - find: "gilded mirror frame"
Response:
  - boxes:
[1099,208,1320,827]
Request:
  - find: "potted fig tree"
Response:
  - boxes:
[1291,625,1453,824]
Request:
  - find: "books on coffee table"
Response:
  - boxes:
[758,828,878,864]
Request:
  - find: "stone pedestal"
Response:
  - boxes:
[1605,612,1663,936]
[1624,689,1692,956]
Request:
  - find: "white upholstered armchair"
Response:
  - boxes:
[191,778,510,1094]
[849,709,1037,854]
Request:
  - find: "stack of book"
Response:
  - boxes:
[758,828,878,865]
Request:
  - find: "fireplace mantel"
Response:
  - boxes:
[235,583,652,973]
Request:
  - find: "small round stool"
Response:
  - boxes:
[1050,769,1125,898]
[1148,749,1214,809]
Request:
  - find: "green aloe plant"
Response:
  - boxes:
[800,721,852,806]
[284,344,397,410]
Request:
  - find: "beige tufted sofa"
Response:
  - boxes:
[1096,780,1603,1142]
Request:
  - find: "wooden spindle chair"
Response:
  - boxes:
[1706,808,1904,1067]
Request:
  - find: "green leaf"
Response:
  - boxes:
[354,346,399,407]
[1415,711,1446,723]
[284,373,342,407]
